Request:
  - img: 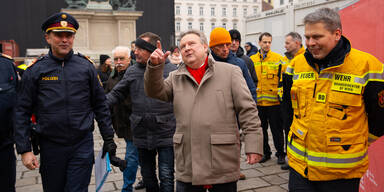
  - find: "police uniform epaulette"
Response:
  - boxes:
[1,53,13,61]
[27,55,45,68]
[77,53,95,65]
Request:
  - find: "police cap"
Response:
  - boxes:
[41,12,79,33]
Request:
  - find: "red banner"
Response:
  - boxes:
[359,136,384,192]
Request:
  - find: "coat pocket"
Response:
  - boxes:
[327,92,362,120]
[325,133,367,167]
[155,114,175,124]
[129,114,143,135]
[210,134,239,173]
[291,87,307,119]
[326,133,366,153]
[173,133,185,171]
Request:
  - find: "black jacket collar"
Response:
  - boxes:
[235,47,245,57]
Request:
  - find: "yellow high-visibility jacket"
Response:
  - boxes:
[286,45,384,181]
[251,51,283,106]
[282,46,305,73]
[279,46,306,99]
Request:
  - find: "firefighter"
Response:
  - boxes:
[280,32,305,170]
[250,32,285,165]
[285,8,384,191]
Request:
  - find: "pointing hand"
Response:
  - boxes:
[149,41,170,65]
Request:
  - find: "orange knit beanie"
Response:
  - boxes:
[209,27,232,48]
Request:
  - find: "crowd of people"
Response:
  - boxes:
[0,7,383,192]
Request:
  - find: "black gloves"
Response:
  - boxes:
[101,135,126,172]
[110,156,127,172]
[102,135,117,158]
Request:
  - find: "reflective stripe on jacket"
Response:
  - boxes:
[251,51,283,106]
[286,48,384,181]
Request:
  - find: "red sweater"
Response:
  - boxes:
[186,56,208,84]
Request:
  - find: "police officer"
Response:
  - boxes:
[285,8,384,191]
[14,12,118,192]
[0,53,17,192]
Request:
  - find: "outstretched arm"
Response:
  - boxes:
[144,41,174,102]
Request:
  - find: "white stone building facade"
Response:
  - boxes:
[174,0,262,46]
[245,0,357,55]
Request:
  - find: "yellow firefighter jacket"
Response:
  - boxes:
[251,51,283,106]
[286,44,384,181]
[282,46,305,72]
[279,46,306,99]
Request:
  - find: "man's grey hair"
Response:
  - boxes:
[179,30,208,45]
[112,46,131,58]
[304,7,342,32]
[286,32,302,44]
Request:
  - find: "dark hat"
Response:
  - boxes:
[41,12,79,33]
[229,29,241,42]
[99,54,110,65]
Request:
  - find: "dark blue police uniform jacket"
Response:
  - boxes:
[0,55,17,149]
[14,50,114,154]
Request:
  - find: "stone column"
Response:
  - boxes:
[62,8,142,59]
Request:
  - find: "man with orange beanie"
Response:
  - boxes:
[209,27,257,102]
[209,27,257,181]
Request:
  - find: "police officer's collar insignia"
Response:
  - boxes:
[61,14,67,19]
[78,53,95,65]
[28,55,45,68]
[378,90,384,108]
[60,21,68,27]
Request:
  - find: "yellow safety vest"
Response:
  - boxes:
[17,64,28,71]
[251,51,283,106]
[286,48,384,181]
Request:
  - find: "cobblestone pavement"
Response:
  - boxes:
[15,128,288,192]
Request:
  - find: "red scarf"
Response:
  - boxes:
[186,56,208,84]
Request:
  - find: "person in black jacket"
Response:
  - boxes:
[244,42,258,57]
[0,53,17,192]
[97,54,112,87]
[105,46,140,192]
[229,29,258,88]
[209,27,257,102]
[107,32,177,192]
[14,12,119,192]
